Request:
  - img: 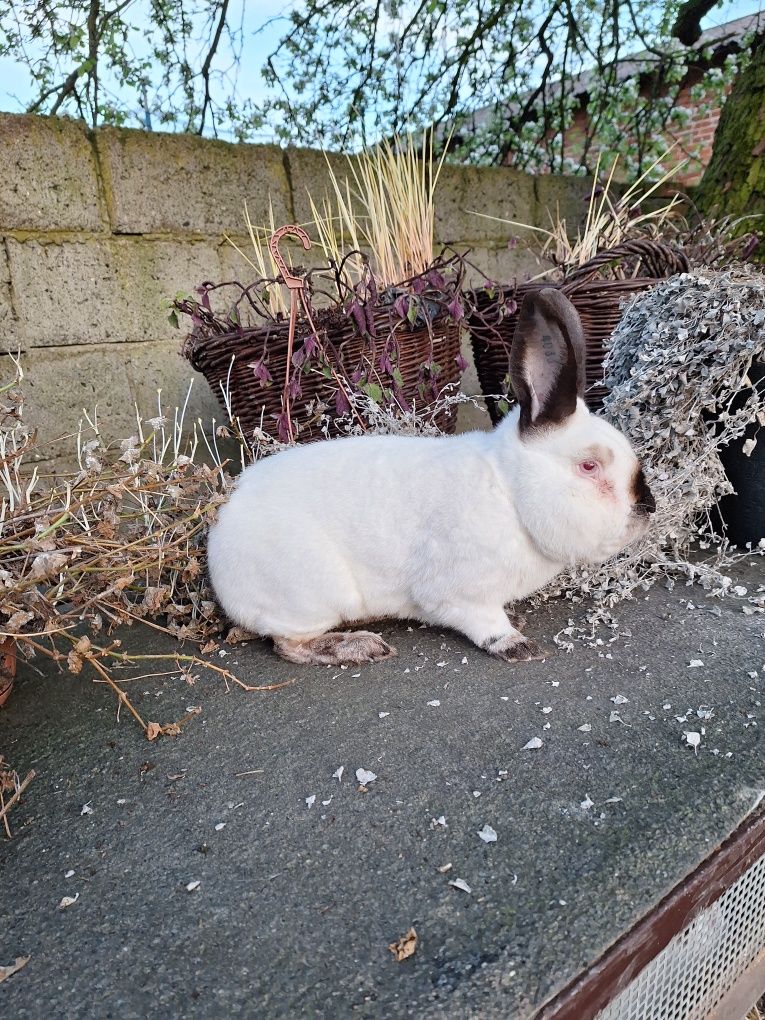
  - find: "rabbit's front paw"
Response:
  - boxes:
[487,635,547,663]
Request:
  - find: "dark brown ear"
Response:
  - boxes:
[509,288,586,432]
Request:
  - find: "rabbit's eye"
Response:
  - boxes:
[578,459,600,476]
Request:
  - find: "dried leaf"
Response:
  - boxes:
[477,824,497,843]
[684,731,702,754]
[0,956,30,983]
[388,927,417,962]
[66,651,84,675]
[449,878,472,894]
[4,611,33,634]
[30,552,68,579]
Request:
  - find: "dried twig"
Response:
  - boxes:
[0,769,36,836]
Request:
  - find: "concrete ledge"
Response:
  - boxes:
[97,127,292,236]
[3,561,763,1018]
[0,114,106,232]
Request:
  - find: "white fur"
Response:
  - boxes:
[207,399,649,654]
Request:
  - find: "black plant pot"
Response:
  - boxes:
[717,361,765,547]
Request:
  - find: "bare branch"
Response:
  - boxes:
[197,0,231,136]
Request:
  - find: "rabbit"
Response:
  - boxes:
[207,288,655,666]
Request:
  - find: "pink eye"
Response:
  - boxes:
[578,459,600,476]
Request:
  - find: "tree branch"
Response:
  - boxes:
[86,0,101,127]
[671,0,720,47]
[197,0,231,135]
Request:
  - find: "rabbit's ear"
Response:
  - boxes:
[510,288,586,431]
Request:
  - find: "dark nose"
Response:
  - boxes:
[633,467,656,515]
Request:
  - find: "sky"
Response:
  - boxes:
[0,0,762,140]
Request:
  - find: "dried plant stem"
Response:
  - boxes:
[86,653,149,732]
[0,770,36,834]
[101,650,296,694]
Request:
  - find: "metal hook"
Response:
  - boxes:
[269,224,311,291]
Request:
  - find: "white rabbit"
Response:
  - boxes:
[207,289,655,665]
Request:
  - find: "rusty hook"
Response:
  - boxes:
[269,224,311,291]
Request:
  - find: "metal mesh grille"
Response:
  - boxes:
[595,850,765,1020]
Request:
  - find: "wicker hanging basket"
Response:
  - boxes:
[182,304,463,440]
[180,226,464,442]
[468,239,690,423]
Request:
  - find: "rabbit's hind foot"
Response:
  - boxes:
[273,631,397,666]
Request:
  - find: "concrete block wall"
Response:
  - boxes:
[0,112,593,452]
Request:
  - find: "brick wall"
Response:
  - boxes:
[551,81,727,186]
[0,113,594,454]
[665,81,727,186]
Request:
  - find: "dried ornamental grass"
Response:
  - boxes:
[470,151,684,280]
[0,358,299,751]
[541,267,765,625]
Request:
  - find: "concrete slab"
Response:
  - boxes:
[1,560,763,1018]
[0,114,106,232]
[6,237,221,348]
[97,128,291,237]
[435,165,536,246]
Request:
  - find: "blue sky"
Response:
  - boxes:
[0,0,762,140]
